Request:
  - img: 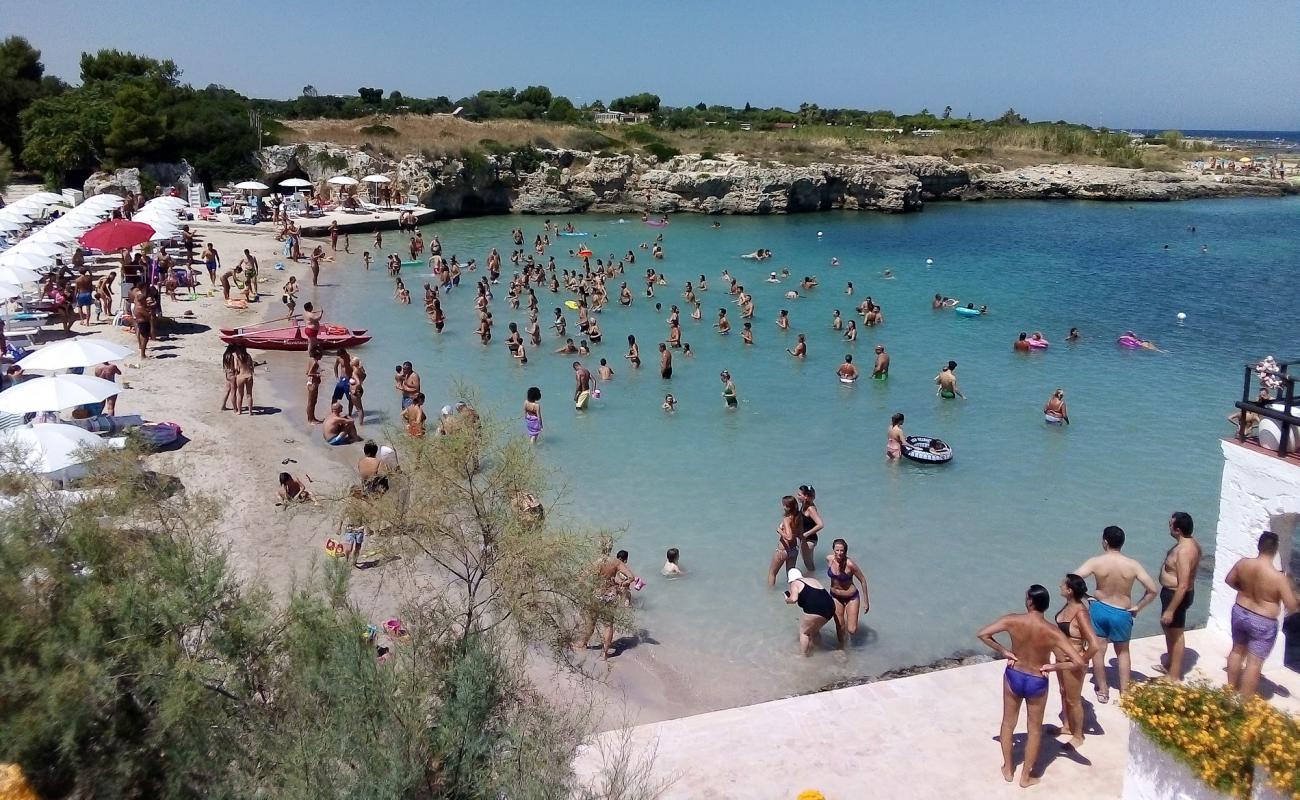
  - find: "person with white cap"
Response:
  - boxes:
[784,567,835,655]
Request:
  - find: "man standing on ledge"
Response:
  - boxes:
[1224,531,1298,697]
[1074,525,1159,703]
[1158,511,1201,681]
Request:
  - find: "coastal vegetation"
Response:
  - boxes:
[1121,681,1300,798]
[0,416,643,798]
[0,35,1217,192]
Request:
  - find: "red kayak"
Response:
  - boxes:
[219,322,371,351]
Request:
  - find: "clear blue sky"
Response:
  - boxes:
[9,0,1299,130]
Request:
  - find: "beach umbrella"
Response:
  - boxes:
[11,240,65,258]
[0,374,121,414]
[0,219,23,233]
[80,219,154,252]
[279,177,312,188]
[0,283,25,300]
[28,226,81,243]
[18,339,132,371]
[327,175,359,186]
[82,194,124,208]
[0,251,49,270]
[234,181,269,191]
[0,423,109,476]
[0,208,34,223]
[0,264,42,284]
[149,226,181,242]
[23,192,65,205]
[361,175,391,184]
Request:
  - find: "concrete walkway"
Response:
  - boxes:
[574,629,1300,800]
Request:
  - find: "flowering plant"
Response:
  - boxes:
[1121,681,1299,799]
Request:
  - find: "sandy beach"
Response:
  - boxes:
[60,216,694,729]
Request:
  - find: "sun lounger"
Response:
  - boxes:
[65,414,144,435]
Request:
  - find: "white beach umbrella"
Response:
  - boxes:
[234,181,269,191]
[148,195,188,206]
[0,423,109,476]
[17,192,64,206]
[279,177,312,188]
[11,240,66,258]
[82,196,124,211]
[0,208,35,223]
[0,251,50,270]
[0,219,24,233]
[0,283,28,300]
[327,176,359,186]
[361,175,391,184]
[18,339,132,371]
[0,374,121,414]
[29,226,81,243]
[149,226,181,242]
[0,264,43,284]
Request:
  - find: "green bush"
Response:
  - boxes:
[622,125,661,145]
[699,150,716,160]
[358,123,397,136]
[567,129,615,152]
[313,150,348,171]
[643,142,680,161]
[511,144,544,174]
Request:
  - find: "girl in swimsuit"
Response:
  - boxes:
[784,569,834,656]
[797,485,824,570]
[523,386,543,443]
[220,343,239,411]
[625,334,640,368]
[886,412,905,461]
[826,538,871,645]
[1054,574,1100,748]
[768,496,804,587]
[304,348,323,424]
[234,346,256,415]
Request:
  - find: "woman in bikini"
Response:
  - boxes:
[234,345,256,415]
[768,495,804,586]
[220,343,239,411]
[304,348,323,424]
[826,538,870,645]
[797,485,824,571]
[1055,574,1100,748]
[625,334,640,368]
[886,412,905,461]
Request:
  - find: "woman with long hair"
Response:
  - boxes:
[768,495,803,586]
[1055,574,1100,748]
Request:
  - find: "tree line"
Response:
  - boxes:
[0,34,1125,190]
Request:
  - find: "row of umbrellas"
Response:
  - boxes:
[232,175,392,192]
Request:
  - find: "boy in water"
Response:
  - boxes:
[662,547,683,576]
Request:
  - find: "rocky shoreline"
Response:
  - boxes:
[87,142,1298,218]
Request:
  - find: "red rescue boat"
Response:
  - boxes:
[219,320,371,351]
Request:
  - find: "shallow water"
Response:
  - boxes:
[312,197,1299,704]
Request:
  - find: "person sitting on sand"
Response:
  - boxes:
[278,472,312,504]
[322,402,360,445]
[357,440,391,496]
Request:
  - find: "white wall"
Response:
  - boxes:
[1210,441,1300,669]
[1123,724,1230,800]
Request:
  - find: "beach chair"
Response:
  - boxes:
[234,207,259,225]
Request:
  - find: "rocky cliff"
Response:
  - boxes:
[247,143,1297,219]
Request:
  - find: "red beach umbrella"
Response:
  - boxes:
[80,219,155,252]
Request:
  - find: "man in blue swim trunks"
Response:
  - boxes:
[321,402,359,446]
[978,585,1086,788]
[1074,526,1159,702]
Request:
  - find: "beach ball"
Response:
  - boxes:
[926,258,933,265]
[1176,312,1187,320]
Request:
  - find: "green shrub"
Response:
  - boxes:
[313,150,348,171]
[567,129,615,152]
[622,125,661,145]
[532,135,555,149]
[643,142,680,161]
[699,150,716,160]
[358,123,397,136]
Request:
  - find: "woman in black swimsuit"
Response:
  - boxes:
[826,538,870,645]
[797,485,825,571]
[785,568,834,656]
[1054,574,1100,749]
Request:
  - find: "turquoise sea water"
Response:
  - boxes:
[315,197,1299,701]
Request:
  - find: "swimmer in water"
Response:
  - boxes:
[886,412,904,460]
[830,257,840,267]
[837,354,859,382]
[872,345,890,379]
[1044,389,1070,425]
[831,310,843,330]
[662,393,676,412]
[720,370,737,409]
[883,269,894,279]
[742,322,754,345]
[845,282,854,296]
[787,333,807,358]
[844,320,857,341]
[1066,327,1080,342]
[767,272,780,283]
[598,358,614,381]
[935,360,965,399]
[662,547,683,575]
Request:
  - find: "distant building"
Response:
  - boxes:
[912,129,942,137]
[594,111,626,124]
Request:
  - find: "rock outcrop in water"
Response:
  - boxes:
[255,143,1296,220]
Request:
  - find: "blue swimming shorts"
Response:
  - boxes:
[1089,599,1134,642]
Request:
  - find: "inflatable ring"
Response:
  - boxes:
[564,300,579,310]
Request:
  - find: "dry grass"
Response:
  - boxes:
[276,114,1185,170]
[277,115,617,158]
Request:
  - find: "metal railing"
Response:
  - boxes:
[1236,359,1299,457]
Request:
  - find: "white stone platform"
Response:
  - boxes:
[575,628,1299,800]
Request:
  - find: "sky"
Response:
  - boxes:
[5,0,1298,130]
